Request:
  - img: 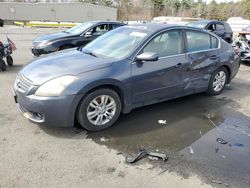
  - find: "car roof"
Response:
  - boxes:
[86,20,124,25]
[190,19,225,24]
[122,23,204,34]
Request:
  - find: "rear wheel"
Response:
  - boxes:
[0,60,6,71]
[207,67,228,95]
[6,55,13,66]
[77,88,121,131]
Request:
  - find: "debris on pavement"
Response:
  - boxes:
[100,137,109,142]
[116,152,123,155]
[158,119,167,125]
[107,167,116,174]
[148,156,159,161]
[215,148,219,153]
[211,179,229,187]
[126,147,168,163]
[233,143,245,147]
[146,163,153,169]
[189,146,194,155]
[211,179,223,184]
[118,171,125,178]
[216,138,228,144]
[199,131,203,137]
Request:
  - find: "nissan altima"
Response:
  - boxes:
[13,24,240,131]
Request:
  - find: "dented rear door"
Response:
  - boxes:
[183,29,220,92]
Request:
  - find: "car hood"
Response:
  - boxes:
[33,32,74,43]
[21,49,114,85]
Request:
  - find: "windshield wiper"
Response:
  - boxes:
[82,50,97,57]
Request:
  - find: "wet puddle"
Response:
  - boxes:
[88,93,235,153]
[88,93,250,187]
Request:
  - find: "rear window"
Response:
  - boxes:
[216,24,225,31]
[186,30,219,52]
[224,23,233,32]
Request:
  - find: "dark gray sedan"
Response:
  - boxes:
[31,21,125,56]
[13,24,240,131]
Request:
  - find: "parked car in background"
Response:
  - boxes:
[242,25,250,44]
[31,21,125,56]
[14,24,240,131]
[187,20,233,43]
[0,18,3,27]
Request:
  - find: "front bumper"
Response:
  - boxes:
[13,88,83,127]
[31,48,47,56]
[31,45,58,56]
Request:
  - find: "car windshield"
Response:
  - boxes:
[81,27,148,59]
[65,22,93,35]
[187,22,208,29]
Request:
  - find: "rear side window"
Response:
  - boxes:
[186,31,218,52]
[224,23,233,32]
[216,24,225,31]
[211,36,218,48]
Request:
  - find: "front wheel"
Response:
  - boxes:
[6,55,13,66]
[207,67,228,95]
[77,89,121,131]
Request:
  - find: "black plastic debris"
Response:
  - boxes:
[216,138,228,144]
[126,147,168,163]
[211,179,229,187]
[233,143,244,147]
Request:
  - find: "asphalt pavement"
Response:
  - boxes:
[1,26,250,188]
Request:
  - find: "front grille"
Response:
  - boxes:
[16,74,33,93]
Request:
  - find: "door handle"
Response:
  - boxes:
[210,55,218,60]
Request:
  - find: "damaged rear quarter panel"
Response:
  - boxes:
[184,39,235,91]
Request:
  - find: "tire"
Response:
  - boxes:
[77,88,121,131]
[6,55,13,66]
[60,45,73,51]
[0,60,6,71]
[207,67,228,95]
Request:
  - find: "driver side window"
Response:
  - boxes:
[143,30,183,57]
[89,24,109,36]
[207,24,215,31]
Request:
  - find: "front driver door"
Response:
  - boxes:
[131,29,187,105]
[77,24,109,46]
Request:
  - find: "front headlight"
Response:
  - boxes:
[35,75,79,97]
[35,41,51,49]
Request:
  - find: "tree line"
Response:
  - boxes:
[115,0,250,21]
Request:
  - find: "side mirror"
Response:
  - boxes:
[136,52,158,62]
[84,31,92,37]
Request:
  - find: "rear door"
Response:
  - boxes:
[214,23,226,39]
[184,29,220,92]
[76,24,109,46]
